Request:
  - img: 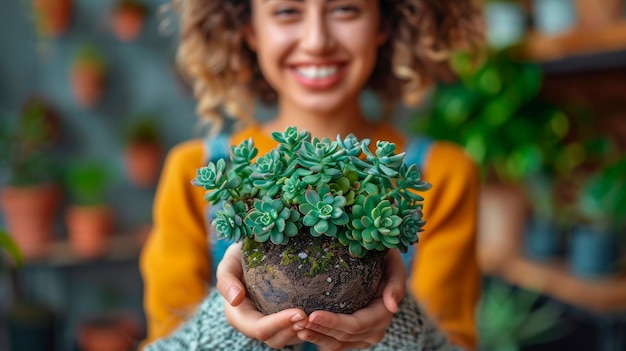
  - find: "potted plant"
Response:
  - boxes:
[192,127,430,314]
[63,160,114,259]
[70,45,107,109]
[478,279,565,351]
[122,116,163,188]
[110,0,147,42]
[0,98,61,260]
[414,50,570,266]
[32,0,73,38]
[569,156,626,278]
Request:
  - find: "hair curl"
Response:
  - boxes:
[173,0,484,134]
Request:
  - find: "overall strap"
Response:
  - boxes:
[401,135,433,276]
[204,133,231,163]
[203,133,234,282]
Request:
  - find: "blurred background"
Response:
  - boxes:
[0,0,625,350]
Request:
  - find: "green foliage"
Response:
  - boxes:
[416,50,570,183]
[0,229,23,268]
[479,281,565,351]
[577,156,626,231]
[74,44,106,72]
[124,116,161,145]
[193,127,431,257]
[0,99,59,186]
[63,160,111,206]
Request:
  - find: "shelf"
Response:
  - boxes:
[24,233,144,268]
[480,249,626,314]
[524,20,626,72]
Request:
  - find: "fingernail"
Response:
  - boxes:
[293,323,304,331]
[226,286,240,304]
[291,313,305,322]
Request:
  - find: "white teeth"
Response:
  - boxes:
[296,65,338,79]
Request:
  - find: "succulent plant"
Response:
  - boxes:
[193,127,431,258]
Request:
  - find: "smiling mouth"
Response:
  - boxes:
[294,65,341,80]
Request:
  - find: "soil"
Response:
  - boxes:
[242,233,385,315]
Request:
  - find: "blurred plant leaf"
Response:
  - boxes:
[0,229,23,268]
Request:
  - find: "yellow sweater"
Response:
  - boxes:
[140,124,481,350]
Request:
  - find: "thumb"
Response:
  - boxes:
[216,242,246,306]
[382,249,406,313]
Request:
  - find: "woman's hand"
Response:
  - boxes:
[293,249,407,351]
[216,243,307,348]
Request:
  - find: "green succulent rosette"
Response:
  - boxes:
[193,126,431,258]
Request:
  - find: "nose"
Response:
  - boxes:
[300,10,335,54]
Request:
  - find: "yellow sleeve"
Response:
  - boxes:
[410,142,482,351]
[139,140,211,344]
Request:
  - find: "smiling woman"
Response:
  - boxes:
[141,0,484,350]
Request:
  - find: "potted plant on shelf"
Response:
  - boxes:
[0,98,61,260]
[569,155,626,278]
[110,0,148,42]
[122,115,163,188]
[70,45,107,109]
[413,50,570,267]
[32,0,73,38]
[192,127,430,314]
[63,160,114,259]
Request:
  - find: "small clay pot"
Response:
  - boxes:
[33,0,73,37]
[65,205,113,259]
[124,142,163,188]
[71,65,105,109]
[242,234,385,315]
[0,184,61,260]
[111,5,146,42]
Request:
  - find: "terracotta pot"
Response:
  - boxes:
[575,0,624,29]
[0,184,60,260]
[77,313,141,351]
[33,0,73,37]
[124,142,163,188]
[65,205,113,259]
[242,234,385,315]
[111,6,145,42]
[477,182,531,270]
[70,65,105,109]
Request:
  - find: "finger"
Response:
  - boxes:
[381,249,406,313]
[297,329,371,351]
[216,243,246,306]
[305,297,392,344]
[224,299,307,348]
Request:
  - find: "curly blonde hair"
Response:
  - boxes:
[173,0,484,134]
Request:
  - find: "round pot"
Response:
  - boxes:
[124,142,163,188]
[33,0,73,37]
[0,184,60,260]
[524,217,561,262]
[111,6,145,42]
[70,66,105,109]
[568,226,619,278]
[65,205,113,259]
[532,0,577,35]
[478,182,530,269]
[242,234,385,315]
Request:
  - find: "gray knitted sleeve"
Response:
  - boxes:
[144,289,455,351]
